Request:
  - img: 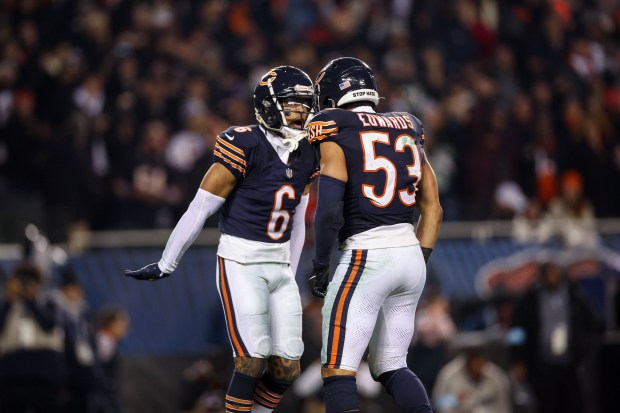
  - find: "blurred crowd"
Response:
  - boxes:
[0,0,619,243]
[0,261,129,413]
[426,259,602,413]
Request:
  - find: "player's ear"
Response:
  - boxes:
[327,98,336,108]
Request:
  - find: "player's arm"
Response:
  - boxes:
[415,159,443,263]
[318,141,348,182]
[308,142,347,297]
[125,164,236,280]
[199,162,237,197]
[289,183,312,276]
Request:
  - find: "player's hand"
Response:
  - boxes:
[308,261,329,298]
[124,263,170,281]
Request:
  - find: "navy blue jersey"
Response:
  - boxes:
[213,125,319,243]
[308,109,426,243]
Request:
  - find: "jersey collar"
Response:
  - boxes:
[260,126,290,164]
[351,105,376,113]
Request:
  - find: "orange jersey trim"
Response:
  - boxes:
[307,120,338,143]
[215,143,248,166]
[216,136,246,156]
[214,151,246,176]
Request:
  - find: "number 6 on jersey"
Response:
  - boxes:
[267,185,296,240]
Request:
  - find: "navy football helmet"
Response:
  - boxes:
[254,66,315,135]
[315,57,379,110]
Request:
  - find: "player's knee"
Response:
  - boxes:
[368,350,408,379]
[278,337,304,360]
[234,356,267,378]
[376,368,403,387]
[371,367,395,383]
[267,356,300,383]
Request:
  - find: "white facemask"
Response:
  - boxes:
[280,126,308,152]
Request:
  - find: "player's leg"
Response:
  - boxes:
[252,356,299,413]
[252,262,303,413]
[367,246,432,413]
[225,357,265,413]
[216,257,271,412]
[321,249,388,413]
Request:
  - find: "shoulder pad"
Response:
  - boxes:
[214,125,258,178]
[216,125,259,150]
[408,114,424,135]
[407,114,426,146]
[307,111,339,144]
[394,112,424,136]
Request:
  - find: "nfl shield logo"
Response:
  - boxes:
[339,80,351,90]
[286,168,293,178]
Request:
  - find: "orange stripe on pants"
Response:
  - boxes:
[327,249,363,368]
[219,256,246,357]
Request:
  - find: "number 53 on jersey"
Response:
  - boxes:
[360,131,423,208]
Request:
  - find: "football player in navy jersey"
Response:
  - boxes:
[306,57,442,413]
[125,66,319,413]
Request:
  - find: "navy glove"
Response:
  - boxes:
[308,261,329,298]
[125,263,170,281]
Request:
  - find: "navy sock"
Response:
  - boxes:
[253,372,291,412]
[323,375,359,413]
[226,371,259,413]
[378,368,433,413]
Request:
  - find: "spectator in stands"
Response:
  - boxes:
[507,362,537,413]
[568,114,620,218]
[545,170,599,248]
[408,286,456,393]
[53,266,97,413]
[179,358,227,413]
[0,0,618,239]
[512,198,553,245]
[510,260,600,413]
[111,120,181,229]
[0,262,66,413]
[94,305,129,413]
[433,343,511,413]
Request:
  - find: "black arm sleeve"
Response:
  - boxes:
[313,175,346,267]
